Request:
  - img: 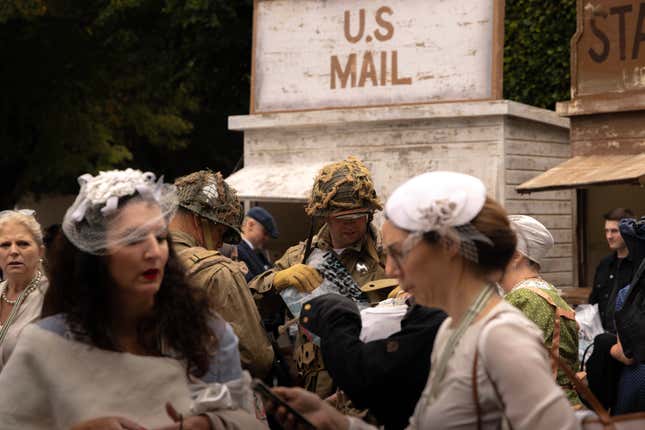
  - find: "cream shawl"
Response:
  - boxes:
[0,319,264,429]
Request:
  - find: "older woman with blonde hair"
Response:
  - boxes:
[265,171,578,430]
[0,209,48,369]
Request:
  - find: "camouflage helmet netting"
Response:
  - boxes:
[175,170,243,243]
[305,157,382,216]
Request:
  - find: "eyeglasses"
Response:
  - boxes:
[384,231,424,265]
[330,211,371,221]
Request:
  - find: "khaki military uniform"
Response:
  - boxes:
[249,223,386,398]
[171,230,274,379]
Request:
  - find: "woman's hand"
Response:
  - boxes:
[610,338,635,365]
[151,403,212,430]
[70,417,147,430]
[268,387,349,430]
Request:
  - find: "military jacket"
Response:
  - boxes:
[248,224,386,398]
[171,231,274,379]
[249,223,385,297]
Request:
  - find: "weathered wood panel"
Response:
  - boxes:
[570,111,645,155]
[543,271,574,287]
[252,0,503,112]
[505,155,571,172]
[504,186,573,201]
[506,170,547,185]
[506,141,571,157]
[502,113,574,285]
[541,257,574,273]
[548,243,574,258]
[504,200,573,215]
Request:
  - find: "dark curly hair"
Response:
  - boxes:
[42,227,217,377]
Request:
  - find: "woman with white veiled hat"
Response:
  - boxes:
[499,215,582,407]
[264,171,578,430]
[0,170,265,430]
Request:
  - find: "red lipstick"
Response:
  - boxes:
[142,269,159,281]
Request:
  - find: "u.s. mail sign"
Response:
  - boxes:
[251,0,504,113]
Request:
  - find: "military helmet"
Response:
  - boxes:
[305,156,383,217]
[175,170,243,243]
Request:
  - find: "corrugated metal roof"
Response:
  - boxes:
[226,162,328,201]
[517,154,645,193]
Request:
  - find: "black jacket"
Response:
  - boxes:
[590,252,635,333]
[300,294,447,430]
[237,240,271,282]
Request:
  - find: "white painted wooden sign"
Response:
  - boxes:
[251,0,504,113]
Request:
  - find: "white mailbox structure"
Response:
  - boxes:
[228,0,578,287]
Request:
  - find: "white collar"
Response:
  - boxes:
[242,237,254,250]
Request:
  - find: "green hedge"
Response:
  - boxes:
[504,0,577,109]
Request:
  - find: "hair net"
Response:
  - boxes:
[508,215,554,267]
[385,171,492,263]
[62,169,178,255]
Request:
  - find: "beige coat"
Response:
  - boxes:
[172,231,274,379]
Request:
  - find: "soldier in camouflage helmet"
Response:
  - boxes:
[170,170,274,378]
[249,157,388,398]
[175,170,244,247]
[304,156,382,217]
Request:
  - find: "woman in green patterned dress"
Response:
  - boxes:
[500,215,582,407]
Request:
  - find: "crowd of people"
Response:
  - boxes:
[0,157,643,429]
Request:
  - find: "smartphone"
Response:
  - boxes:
[251,379,317,429]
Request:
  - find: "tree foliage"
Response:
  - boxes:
[1,0,578,208]
[0,0,252,208]
[504,0,577,109]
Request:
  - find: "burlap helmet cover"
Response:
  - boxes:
[305,156,382,216]
[175,170,243,243]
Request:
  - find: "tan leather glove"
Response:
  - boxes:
[273,264,323,293]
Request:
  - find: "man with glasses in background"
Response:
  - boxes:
[249,157,387,398]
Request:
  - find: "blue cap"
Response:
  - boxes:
[247,206,279,238]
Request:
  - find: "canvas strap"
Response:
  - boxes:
[524,286,576,378]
